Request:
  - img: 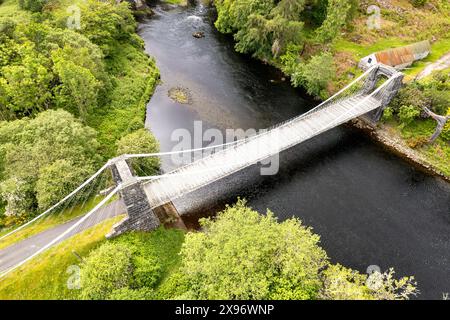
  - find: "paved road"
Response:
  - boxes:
[0,199,126,274]
[416,51,450,80]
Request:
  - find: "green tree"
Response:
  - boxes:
[68,0,136,55]
[1,53,53,117]
[320,264,418,300]
[52,58,100,119]
[116,128,160,176]
[0,110,100,215]
[35,159,94,210]
[80,242,133,300]
[315,0,353,43]
[177,199,328,299]
[291,52,335,98]
[398,105,421,126]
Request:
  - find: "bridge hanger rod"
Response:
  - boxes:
[0,162,111,242]
[124,65,386,160]
[0,185,122,280]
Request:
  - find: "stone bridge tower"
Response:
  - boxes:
[106,157,160,238]
[362,64,404,122]
[106,157,185,238]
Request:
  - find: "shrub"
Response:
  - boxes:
[381,107,394,122]
[113,232,164,289]
[107,287,155,300]
[36,160,94,210]
[80,242,133,300]
[156,271,190,300]
[398,105,421,126]
[178,199,328,299]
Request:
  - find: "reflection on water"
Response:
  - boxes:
[140,3,450,299]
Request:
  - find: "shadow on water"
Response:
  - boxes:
[140,2,450,299]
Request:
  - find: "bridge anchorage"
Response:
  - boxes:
[105,64,404,237]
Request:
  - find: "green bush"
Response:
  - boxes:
[80,242,133,300]
[177,199,328,299]
[107,287,155,300]
[381,107,394,122]
[0,110,100,216]
[291,52,335,99]
[398,105,421,126]
[116,128,160,176]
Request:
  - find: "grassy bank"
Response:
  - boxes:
[0,216,124,300]
[0,223,184,300]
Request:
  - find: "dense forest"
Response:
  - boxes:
[0,0,160,228]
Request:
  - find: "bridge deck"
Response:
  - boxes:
[143,94,381,208]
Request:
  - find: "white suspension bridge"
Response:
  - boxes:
[0,64,404,278]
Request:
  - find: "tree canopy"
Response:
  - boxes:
[0,109,100,218]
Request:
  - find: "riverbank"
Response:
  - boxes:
[351,117,450,183]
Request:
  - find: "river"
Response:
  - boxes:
[140,3,450,299]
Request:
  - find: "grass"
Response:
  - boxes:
[86,42,160,158]
[381,118,450,177]
[399,120,450,176]
[0,215,124,300]
[0,223,185,300]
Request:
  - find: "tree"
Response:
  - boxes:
[69,0,137,55]
[162,200,418,300]
[52,57,100,119]
[1,53,54,117]
[398,105,421,127]
[0,110,101,215]
[320,264,418,300]
[176,199,328,299]
[291,52,335,99]
[116,129,160,176]
[315,0,353,43]
[35,159,94,210]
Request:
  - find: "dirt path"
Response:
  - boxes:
[416,51,450,80]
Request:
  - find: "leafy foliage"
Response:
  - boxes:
[315,0,353,43]
[80,229,185,300]
[291,52,335,99]
[320,264,418,300]
[117,128,160,176]
[176,199,328,299]
[80,242,133,300]
[0,110,100,217]
[157,200,418,300]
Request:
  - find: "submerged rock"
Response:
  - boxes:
[192,31,205,39]
[168,87,192,104]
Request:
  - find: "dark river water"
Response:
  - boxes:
[140,3,450,299]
